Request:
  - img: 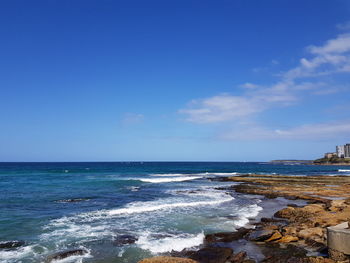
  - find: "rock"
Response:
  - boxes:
[205,228,251,243]
[297,228,323,239]
[261,244,307,263]
[265,231,282,242]
[260,218,285,223]
[139,256,198,263]
[0,240,25,249]
[189,247,233,263]
[276,235,298,243]
[282,226,297,236]
[113,234,138,245]
[249,229,275,241]
[328,248,349,262]
[228,251,247,263]
[264,225,279,231]
[55,198,90,203]
[274,207,296,219]
[47,249,88,262]
[306,257,336,263]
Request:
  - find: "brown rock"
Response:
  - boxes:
[139,257,198,263]
[276,235,298,243]
[205,228,251,244]
[249,229,275,241]
[282,226,297,236]
[228,251,247,263]
[274,207,295,219]
[306,257,335,263]
[297,228,324,240]
[265,231,282,242]
[189,247,233,263]
[263,225,279,231]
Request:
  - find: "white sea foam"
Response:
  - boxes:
[136,232,204,253]
[0,245,40,262]
[107,195,234,215]
[140,176,202,183]
[50,247,92,263]
[198,172,239,176]
[150,172,239,177]
[233,204,263,228]
[339,169,350,172]
[150,173,191,177]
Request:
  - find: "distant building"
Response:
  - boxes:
[324,152,336,159]
[336,145,345,158]
[345,144,350,158]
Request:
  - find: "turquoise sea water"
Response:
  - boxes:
[1,162,349,263]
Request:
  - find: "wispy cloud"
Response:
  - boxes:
[121,113,144,125]
[179,29,350,140]
[220,121,350,141]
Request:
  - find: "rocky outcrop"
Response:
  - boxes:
[0,240,25,249]
[188,247,233,263]
[113,234,138,245]
[139,257,198,263]
[205,228,251,243]
[46,249,88,262]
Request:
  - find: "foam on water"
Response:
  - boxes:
[139,176,202,183]
[136,232,205,254]
[0,245,41,263]
[232,204,263,228]
[339,169,350,172]
[107,193,234,215]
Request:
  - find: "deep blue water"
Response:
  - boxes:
[0,162,349,263]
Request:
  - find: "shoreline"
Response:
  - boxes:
[141,174,350,263]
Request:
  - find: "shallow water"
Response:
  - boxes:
[0,162,349,262]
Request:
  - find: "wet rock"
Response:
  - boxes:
[113,234,138,245]
[139,256,198,263]
[55,198,90,203]
[189,247,233,263]
[306,257,335,263]
[261,244,307,263]
[276,235,298,243]
[228,251,247,263]
[249,229,274,241]
[47,249,88,262]
[265,231,282,242]
[260,217,286,223]
[0,240,25,249]
[205,228,251,243]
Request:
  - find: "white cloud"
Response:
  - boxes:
[220,121,350,141]
[180,30,350,125]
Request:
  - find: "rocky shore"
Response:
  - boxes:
[141,174,350,263]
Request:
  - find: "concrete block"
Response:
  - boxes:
[327,222,350,255]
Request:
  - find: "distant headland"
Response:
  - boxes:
[314,143,350,165]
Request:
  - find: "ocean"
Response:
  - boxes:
[1,162,350,263]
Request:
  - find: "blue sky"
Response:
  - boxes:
[1,0,350,161]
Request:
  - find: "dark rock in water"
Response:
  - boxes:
[228,251,247,263]
[260,244,307,263]
[0,240,25,249]
[260,217,286,223]
[249,229,274,241]
[205,228,251,244]
[47,249,88,262]
[113,234,138,245]
[55,198,90,203]
[189,247,233,263]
